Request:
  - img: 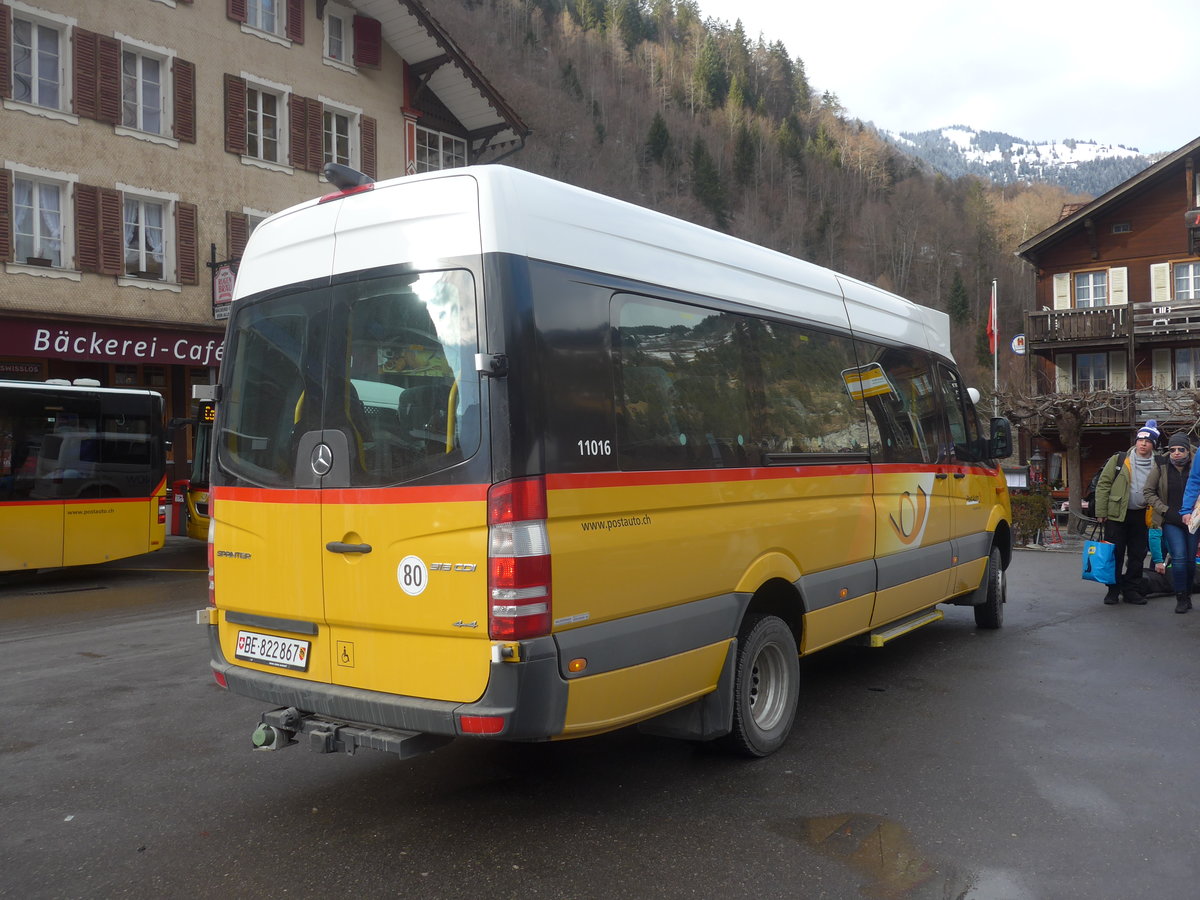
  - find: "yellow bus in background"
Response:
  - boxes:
[0,379,167,571]
[202,165,1013,761]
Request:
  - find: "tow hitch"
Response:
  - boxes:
[251,707,452,759]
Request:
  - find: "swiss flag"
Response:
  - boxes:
[987,282,997,355]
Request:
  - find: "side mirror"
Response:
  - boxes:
[989,416,1013,460]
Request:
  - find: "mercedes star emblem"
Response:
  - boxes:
[311,443,333,476]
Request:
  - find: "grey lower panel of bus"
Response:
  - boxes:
[553,592,749,679]
[209,628,569,741]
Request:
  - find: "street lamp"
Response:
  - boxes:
[1029,449,1045,486]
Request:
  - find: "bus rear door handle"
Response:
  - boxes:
[935,472,949,480]
[953,472,966,479]
[327,541,372,554]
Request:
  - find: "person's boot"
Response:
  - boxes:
[1177,593,1191,614]
[1104,586,1120,605]
[1122,587,1147,605]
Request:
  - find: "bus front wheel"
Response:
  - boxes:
[721,613,799,758]
[974,547,1005,630]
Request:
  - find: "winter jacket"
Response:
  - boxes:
[1183,455,1200,520]
[1144,456,1192,528]
[1095,446,1155,523]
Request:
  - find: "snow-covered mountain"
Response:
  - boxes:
[881,125,1156,196]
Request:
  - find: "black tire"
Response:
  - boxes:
[974,546,1005,629]
[720,613,799,758]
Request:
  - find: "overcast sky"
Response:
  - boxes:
[698,0,1196,154]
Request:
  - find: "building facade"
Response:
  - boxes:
[0,0,526,475]
[1016,136,1200,493]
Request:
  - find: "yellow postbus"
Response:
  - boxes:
[171,399,214,541]
[0,379,167,570]
[202,164,1013,760]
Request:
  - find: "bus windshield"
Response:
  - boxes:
[218,270,481,488]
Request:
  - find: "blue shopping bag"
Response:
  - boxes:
[1081,540,1116,585]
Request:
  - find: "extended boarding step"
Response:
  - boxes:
[856,608,944,648]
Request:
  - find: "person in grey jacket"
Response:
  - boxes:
[1095,420,1159,605]
[1146,432,1198,612]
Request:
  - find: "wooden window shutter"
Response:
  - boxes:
[177,202,199,285]
[1108,266,1128,306]
[286,0,304,44]
[227,0,247,23]
[353,15,382,69]
[74,28,99,119]
[1150,262,1171,303]
[96,35,120,124]
[288,94,309,171]
[0,4,12,100]
[1054,354,1072,393]
[1152,349,1171,389]
[1108,351,1127,391]
[227,211,250,260]
[0,168,12,263]
[1052,273,1071,310]
[97,187,123,276]
[360,116,377,180]
[173,58,196,143]
[224,73,247,155]
[75,183,108,273]
[307,100,322,172]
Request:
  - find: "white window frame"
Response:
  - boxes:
[1174,261,1200,302]
[1075,352,1108,391]
[242,0,291,47]
[4,160,79,281]
[323,2,355,72]
[5,2,76,123]
[320,96,361,169]
[1074,270,1107,308]
[1176,347,1200,390]
[414,126,468,173]
[114,34,176,146]
[116,182,180,291]
[240,74,291,172]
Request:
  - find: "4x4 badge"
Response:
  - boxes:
[311,443,333,476]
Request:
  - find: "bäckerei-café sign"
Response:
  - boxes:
[1,321,224,367]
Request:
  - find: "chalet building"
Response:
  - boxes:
[1016,135,1200,493]
[0,0,526,474]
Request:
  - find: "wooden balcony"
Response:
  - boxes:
[1026,306,1128,345]
[1018,389,1198,434]
[1131,299,1200,339]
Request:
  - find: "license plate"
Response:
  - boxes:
[235,630,310,671]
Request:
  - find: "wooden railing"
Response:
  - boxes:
[1016,389,1199,431]
[1026,306,1128,344]
[1130,299,1200,337]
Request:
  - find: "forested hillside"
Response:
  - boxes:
[437,0,1092,389]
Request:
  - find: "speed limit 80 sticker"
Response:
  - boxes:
[397,555,428,596]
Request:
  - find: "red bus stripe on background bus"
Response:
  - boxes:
[212,484,489,506]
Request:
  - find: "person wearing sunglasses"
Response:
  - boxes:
[1147,432,1199,613]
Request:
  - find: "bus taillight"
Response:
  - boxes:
[487,477,551,640]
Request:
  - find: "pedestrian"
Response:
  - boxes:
[1144,432,1198,613]
[1094,419,1159,605]
[1179,434,1200,592]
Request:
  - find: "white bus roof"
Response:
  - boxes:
[0,379,163,399]
[237,166,952,361]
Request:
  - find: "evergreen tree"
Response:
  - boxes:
[647,111,671,165]
[733,123,757,187]
[948,270,969,325]
[693,35,729,109]
[691,137,729,229]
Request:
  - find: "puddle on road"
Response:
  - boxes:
[773,813,1033,899]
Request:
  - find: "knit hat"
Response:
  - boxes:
[1136,419,1160,442]
[1167,432,1192,450]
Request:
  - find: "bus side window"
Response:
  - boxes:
[856,344,945,465]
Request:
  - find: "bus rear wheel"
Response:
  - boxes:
[720,613,799,758]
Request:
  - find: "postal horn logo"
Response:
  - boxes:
[889,485,930,546]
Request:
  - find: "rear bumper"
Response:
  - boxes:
[208,626,568,740]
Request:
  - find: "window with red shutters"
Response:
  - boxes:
[75,184,121,275]
[286,0,304,44]
[0,5,12,100]
[227,212,250,260]
[360,116,377,180]
[353,15,381,69]
[177,202,198,285]
[173,58,196,143]
[224,73,247,155]
[0,168,12,264]
[73,28,119,124]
